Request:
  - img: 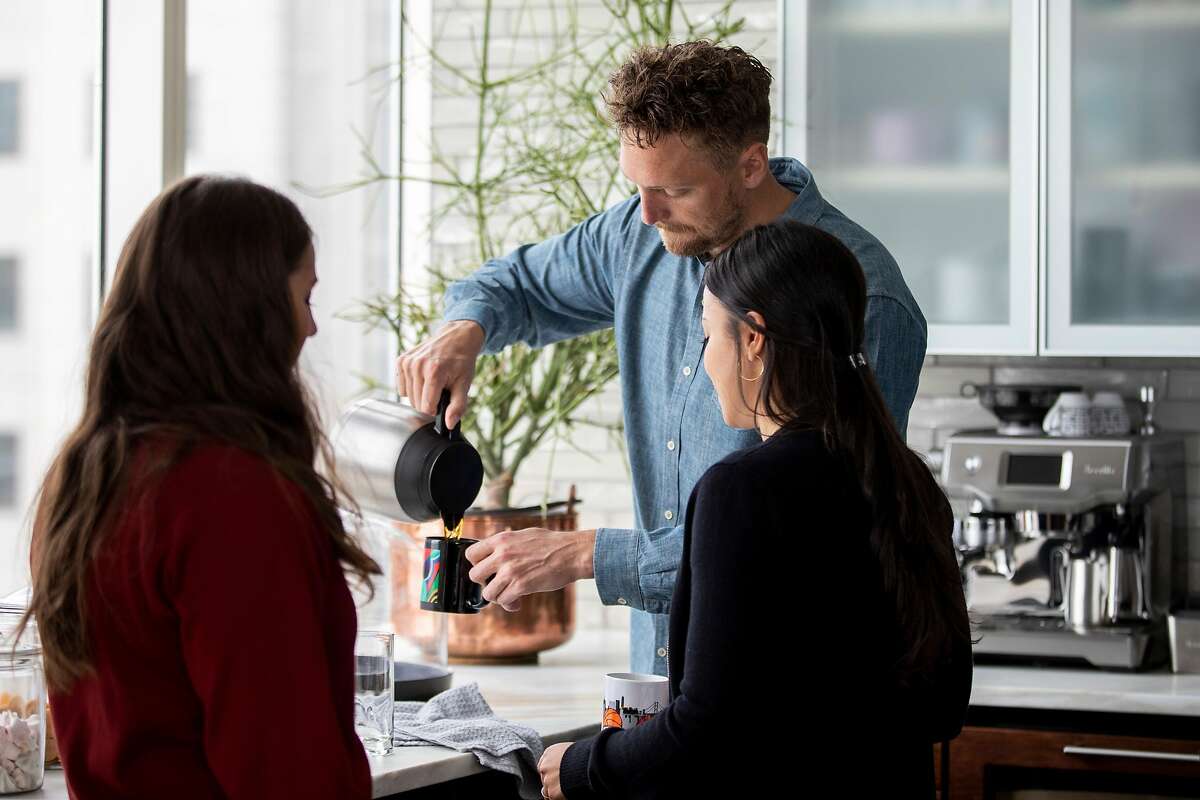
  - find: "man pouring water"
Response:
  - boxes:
[394,41,927,678]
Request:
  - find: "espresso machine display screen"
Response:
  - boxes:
[1004,453,1063,486]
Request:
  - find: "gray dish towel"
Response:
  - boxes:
[393,682,546,800]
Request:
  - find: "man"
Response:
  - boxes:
[395,41,927,677]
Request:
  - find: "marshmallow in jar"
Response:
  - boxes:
[0,640,45,793]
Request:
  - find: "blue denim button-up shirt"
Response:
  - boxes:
[443,158,927,677]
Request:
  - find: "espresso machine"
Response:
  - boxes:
[941,430,1187,669]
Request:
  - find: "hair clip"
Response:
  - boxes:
[849,353,867,369]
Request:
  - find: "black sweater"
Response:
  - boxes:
[559,428,972,799]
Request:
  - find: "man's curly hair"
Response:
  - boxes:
[603,41,773,167]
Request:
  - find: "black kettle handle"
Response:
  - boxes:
[433,389,461,441]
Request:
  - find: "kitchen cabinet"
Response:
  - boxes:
[1043,0,1200,355]
[935,708,1200,799]
[781,0,1200,357]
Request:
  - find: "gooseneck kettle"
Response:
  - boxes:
[333,390,484,529]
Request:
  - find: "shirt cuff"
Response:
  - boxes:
[593,527,643,610]
[559,737,599,800]
[442,301,499,354]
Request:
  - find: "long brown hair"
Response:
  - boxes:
[19,175,380,691]
[704,219,969,686]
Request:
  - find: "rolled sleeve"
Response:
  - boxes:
[593,524,682,616]
[593,527,643,610]
[441,205,630,355]
[442,300,503,354]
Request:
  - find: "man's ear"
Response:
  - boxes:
[740,142,770,189]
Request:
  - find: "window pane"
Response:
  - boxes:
[186,0,399,420]
[0,435,15,508]
[0,257,16,330]
[0,2,98,593]
[0,81,18,154]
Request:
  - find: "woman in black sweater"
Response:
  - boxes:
[538,219,972,799]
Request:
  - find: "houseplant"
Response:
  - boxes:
[347,0,748,662]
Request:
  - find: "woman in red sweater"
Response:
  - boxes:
[17,175,381,799]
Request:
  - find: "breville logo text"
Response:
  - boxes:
[1084,464,1117,476]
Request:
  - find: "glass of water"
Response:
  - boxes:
[354,630,394,756]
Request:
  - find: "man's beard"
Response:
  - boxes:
[656,187,746,258]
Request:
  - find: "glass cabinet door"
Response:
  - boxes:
[783,0,1039,354]
[1045,0,1200,355]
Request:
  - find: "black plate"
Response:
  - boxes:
[394,661,453,701]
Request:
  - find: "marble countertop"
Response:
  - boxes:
[369,627,629,797]
[28,627,630,799]
[25,629,1200,798]
[971,664,1200,717]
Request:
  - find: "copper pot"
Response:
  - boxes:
[391,489,578,664]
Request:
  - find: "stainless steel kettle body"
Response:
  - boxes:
[333,392,484,526]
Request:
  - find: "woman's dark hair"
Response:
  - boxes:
[704,219,968,685]
[19,175,381,691]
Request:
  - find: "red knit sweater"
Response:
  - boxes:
[48,443,372,799]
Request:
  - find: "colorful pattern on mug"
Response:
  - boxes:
[421,546,441,604]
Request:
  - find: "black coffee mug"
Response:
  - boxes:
[420,536,489,614]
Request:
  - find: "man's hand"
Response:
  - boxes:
[395,319,486,429]
[464,529,597,613]
[537,742,572,800]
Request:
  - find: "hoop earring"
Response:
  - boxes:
[741,354,765,382]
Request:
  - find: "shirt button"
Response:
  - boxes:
[617,597,628,606]
[682,366,692,376]
[667,439,676,451]
[657,647,667,658]
[664,510,674,521]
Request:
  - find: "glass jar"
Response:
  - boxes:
[0,642,45,793]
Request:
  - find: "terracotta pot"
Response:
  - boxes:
[390,489,578,664]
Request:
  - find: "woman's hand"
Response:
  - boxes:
[538,742,572,800]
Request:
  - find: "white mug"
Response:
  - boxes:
[1043,391,1093,437]
[1090,391,1130,436]
[602,673,670,731]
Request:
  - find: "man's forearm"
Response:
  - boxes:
[574,529,597,581]
[443,318,486,348]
